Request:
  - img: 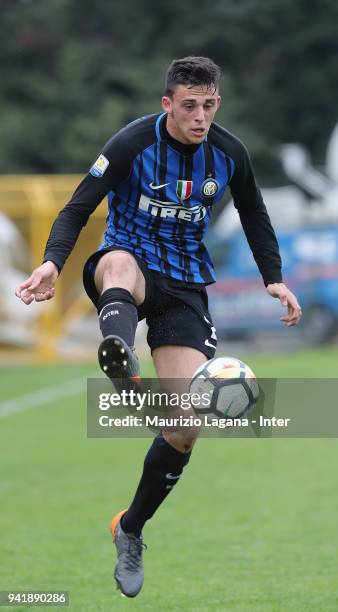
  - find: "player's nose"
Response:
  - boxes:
[194,106,205,123]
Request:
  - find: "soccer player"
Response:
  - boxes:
[15,56,302,597]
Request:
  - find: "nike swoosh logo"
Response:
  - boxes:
[205,340,217,349]
[166,473,180,480]
[149,182,170,190]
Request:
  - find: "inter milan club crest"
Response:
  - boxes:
[201,178,219,198]
[176,180,193,201]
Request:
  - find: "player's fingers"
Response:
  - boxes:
[15,276,34,297]
[20,292,35,305]
[280,319,296,327]
[282,296,302,313]
[43,288,55,299]
[26,276,43,291]
[280,308,302,325]
[35,290,54,302]
[280,307,301,319]
[289,302,301,315]
[20,286,39,302]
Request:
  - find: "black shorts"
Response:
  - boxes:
[83,247,217,359]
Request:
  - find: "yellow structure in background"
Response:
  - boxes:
[0,175,106,359]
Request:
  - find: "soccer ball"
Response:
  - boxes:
[189,356,259,419]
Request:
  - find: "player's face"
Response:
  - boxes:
[162,84,221,145]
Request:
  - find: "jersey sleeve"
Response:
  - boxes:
[43,133,132,273]
[229,143,282,286]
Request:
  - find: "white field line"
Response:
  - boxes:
[0,376,90,418]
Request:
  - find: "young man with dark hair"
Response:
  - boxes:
[16,56,302,598]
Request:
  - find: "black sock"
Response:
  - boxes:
[121,434,191,537]
[97,288,138,347]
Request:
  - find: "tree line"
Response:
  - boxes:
[1,0,337,182]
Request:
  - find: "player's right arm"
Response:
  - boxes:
[15,132,132,305]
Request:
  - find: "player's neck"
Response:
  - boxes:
[165,117,190,144]
[162,116,201,155]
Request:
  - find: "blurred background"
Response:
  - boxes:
[1,0,338,361]
[1,4,338,609]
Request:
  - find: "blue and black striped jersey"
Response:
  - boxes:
[44,113,282,285]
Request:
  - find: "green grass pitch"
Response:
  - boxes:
[1,348,338,611]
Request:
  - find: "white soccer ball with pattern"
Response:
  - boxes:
[190,356,259,419]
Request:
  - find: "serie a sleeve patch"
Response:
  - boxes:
[90,154,110,177]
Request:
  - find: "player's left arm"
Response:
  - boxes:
[229,142,302,326]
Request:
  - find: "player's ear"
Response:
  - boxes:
[162,96,172,113]
[216,95,221,110]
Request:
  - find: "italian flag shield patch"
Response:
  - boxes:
[176,180,193,200]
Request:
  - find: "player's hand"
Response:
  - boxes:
[15,261,59,305]
[266,282,302,326]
